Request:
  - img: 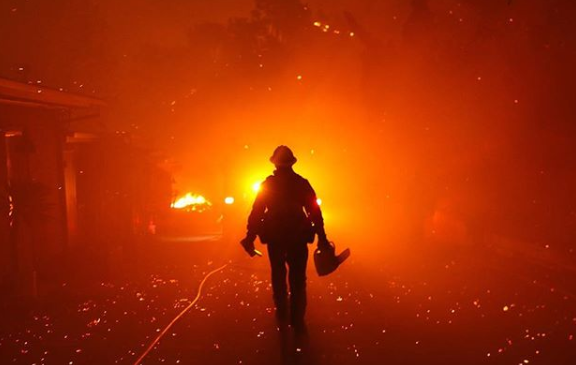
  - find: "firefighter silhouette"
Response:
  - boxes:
[241,146,329,333]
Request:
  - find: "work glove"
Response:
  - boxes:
[240,236,258,257]
[317,235,332,251]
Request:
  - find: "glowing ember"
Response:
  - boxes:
[252,182,262,193]
[171,193,210,209]
[224,197,235,205]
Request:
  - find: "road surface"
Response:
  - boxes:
[1,237,575,364]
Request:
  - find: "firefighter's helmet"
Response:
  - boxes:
[270,145,297,167]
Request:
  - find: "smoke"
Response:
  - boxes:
[2,0,575,259]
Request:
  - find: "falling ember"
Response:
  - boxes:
[171,193,210,209]
[224,197,235,205]
[7,194,14,225]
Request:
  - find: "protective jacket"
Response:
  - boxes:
[247,167,326,244]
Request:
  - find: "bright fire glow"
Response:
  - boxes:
[316,198,322,206]
[224,196,235,205]
[171,193,209,209]
[252,181,262,193]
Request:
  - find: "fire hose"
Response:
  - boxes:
[132,263,230,365]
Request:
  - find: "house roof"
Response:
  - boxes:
[0,77,105,109]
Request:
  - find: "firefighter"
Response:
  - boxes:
[240,145,329,333]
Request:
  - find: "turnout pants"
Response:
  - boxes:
[266,240,309,325]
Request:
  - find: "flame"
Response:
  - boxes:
[171,193,210,210]
[252,181,262,193]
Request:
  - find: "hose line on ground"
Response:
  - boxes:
[133,263,229,365]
